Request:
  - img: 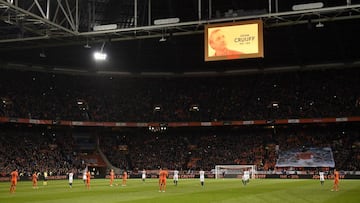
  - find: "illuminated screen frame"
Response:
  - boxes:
[204,19,264,61]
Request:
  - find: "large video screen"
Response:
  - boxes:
[205,19,264,61]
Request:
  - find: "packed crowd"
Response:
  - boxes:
[1,123,359,177]
[103,124,357,172]
[0,67,359,122]
[0,127,80,177]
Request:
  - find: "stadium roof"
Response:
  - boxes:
[1,0,360,74]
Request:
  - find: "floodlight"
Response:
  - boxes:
[190,104,200,112]
[315,22,324,28]
[94,52,107,60]
[93,41,107,61]
[84,43,91,49]
[84,38,91,48]
[39,49,46,58]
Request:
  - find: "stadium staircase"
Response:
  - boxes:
[80,153,107,167]
[97,146,122,174]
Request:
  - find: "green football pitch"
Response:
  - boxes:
[1,178,360,203]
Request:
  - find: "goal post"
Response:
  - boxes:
[214,165,256,179]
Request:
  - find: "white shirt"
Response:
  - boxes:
[173,170,179,181]
[142,170,146,179]
[199,170,205,182]
[243,171,250,181]
[319,172,325,181]
[69,173,74,183]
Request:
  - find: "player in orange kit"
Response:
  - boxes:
[86,170,91,189]
[331,168,340,191]
[10,169,19,193]
[109,169,115,186]
[32,171,38,189]
[122,170,127,186]
[158,168,168,192]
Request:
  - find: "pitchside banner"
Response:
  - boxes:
[205,19,264,61]
[276,147,335,167]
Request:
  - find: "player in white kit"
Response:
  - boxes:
[173,169,179,186]
[199,169,205,187]
[82,168,87,184]
[141,169,146,182]
[242,170,250,186]
[319,171,325,186]
[68,171,74,188]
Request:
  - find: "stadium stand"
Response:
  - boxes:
[0,67,359,122]
[0,67,359,177]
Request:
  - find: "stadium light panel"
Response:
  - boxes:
[154,18,180,25]
[94,52,107,61]
[292,2,324,11]
[93,24,117,31]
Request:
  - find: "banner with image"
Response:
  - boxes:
[276,147,335,167]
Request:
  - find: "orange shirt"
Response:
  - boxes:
[86,171,91,181]
[32,173,38,182]
[123,171,127,180]
[159,170,168,180]
[110,171,115,179]
[334,171,339,183]
[11,171,18,182]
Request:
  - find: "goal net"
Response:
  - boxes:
[214,165,256,179]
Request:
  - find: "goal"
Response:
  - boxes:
[214,165,256,179]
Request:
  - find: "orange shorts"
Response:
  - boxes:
[11,179,17,186]
[159,179,166,184]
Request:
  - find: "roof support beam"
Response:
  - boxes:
[79,4,360,36]
[0,0,77,35]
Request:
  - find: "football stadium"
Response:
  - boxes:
[0,1,360,202]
